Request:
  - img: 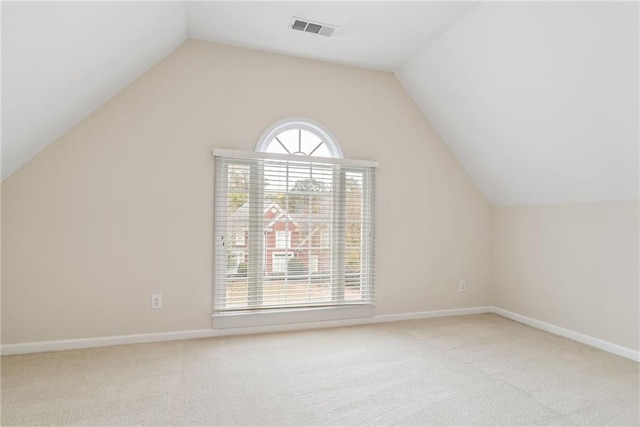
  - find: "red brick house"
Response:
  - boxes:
[228,202,330,275]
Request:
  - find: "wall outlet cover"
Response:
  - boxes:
[152,294,162,309]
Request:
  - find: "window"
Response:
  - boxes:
[256,117,343,158]
[213,119,376,323]
[234,232,245,246]
[275,231,291,249]
[272,253,294,273]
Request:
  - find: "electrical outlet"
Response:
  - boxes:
[151,294,162,309]
[459,280,466,292]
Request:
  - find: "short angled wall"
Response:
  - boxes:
[492,202,640,356]
[493,307,639,362]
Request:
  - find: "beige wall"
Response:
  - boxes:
[492,201,639,350]
[1,40,492,345]
[3,40,637,353]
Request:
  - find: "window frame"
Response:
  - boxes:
[212,119,375,328]
[213,150,377,328]
[255,117,343,158]
[234,232,245,246]
[274,231,292,249]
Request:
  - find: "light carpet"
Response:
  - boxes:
[1,314,638,425]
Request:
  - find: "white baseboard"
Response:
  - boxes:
[2,305,638,363]
[492,307,640,362]
[0,329,217,356]
[0,306,491,356]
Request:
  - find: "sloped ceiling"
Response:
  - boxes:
[396,1,639,205]
[2,2,638,207]
[1,2,188,179]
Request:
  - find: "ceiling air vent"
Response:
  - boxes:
[290,17,337,37]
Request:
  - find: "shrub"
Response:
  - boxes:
[237,262,247,277]
[287,258,305,275]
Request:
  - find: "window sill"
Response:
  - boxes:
[211,305,374,329]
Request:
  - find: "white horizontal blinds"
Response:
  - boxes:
[214,152,375,312]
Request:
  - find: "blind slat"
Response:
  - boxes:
[214,153,375,312]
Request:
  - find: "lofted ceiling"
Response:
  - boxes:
[396,1,639,205]
[186,1,476,71]
[1,2,188,180]
[2,1,638,206]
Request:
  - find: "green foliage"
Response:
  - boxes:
[237,262,247,277]
[346,249,361,273]
[287,258,305,275]
[227,253,238,269]
[229,192,248,211]
[228,166,249,211]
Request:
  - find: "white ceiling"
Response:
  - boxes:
[1,2,188,179]
[186,1,476,71]
[396,1,639,205]
[2,1,638,206]
[1,1,475,181]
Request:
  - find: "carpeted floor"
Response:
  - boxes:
[1,314,638,426]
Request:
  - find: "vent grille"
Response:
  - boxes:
[292,19,307,31]
[290,17,337,37]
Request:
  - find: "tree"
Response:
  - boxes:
[228,165,249,211]
[345,175,363,273]
[286,178,328,214]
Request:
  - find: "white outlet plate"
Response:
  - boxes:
[459,281,466,292]
[151,294,162,309]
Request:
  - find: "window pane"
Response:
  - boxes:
[214,155,375,312]
[221,163,250,309]
[345,172,364,300]
[275,231,291,248]
[264,139,290,154]
[264,129,332,157]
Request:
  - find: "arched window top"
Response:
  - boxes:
[256,118,343,158]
